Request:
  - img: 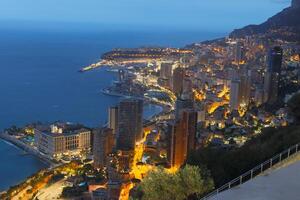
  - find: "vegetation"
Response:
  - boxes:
[187,125,300,187]
[287,92,300,123]
[133,165,214,200]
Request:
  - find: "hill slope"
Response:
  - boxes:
[230,0,300,42]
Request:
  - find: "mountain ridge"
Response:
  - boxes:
[230,0,300,42]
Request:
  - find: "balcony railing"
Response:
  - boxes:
[200,143,300,200]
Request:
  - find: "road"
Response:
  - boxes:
[35,179,65,200]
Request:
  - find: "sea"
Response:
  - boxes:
[0,26,225,191]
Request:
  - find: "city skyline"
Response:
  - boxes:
[1,0,300,199]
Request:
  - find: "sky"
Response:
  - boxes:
[0,0,291,32]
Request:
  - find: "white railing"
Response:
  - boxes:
[200,143,300,200]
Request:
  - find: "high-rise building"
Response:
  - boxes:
[169,120,187,168]
[93,128,114,169]
[230,80,241,110]
[158,62,173,89]
[182,110,198,154]
[264,46,283,104]
[117,150,134,171]
[116,98,143,151]
[267,46,283,74]
[227,68,238,81]
[169,109,197,168]
[239,71,252,106]
[172,67,185,96]
[263,71,272,103]
[108,106,119,136]
[254,86,264,106]
[175,98,194,119]
[233,41,245,65]
[181,77,193,100]
[160,62,173,79]
[158,78,172,89]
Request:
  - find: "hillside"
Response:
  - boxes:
[230,0,300,42]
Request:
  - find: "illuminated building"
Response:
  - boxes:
[183,110,198,154]
[160,62,173,79]
[233,41,246,65]
[197,110,206,122]
[108,106,119,136]
[116,98,143,151]
[268,46,283,74]
[175,98,194,119]
[117,150,134,171]
[254,86,264,106]
[158,78,172,89]
[229,80,241,110]
[263,46,283,104]
[239,70,251,106]
[169,109,197,168]
[169,120,187,168]
[34,124,91,159]
[263,71,272,103]
[182,77,193,100]
[172,67,185,96]
[158,62,173,89]
[227,68,238,81]
[93,128,114,169]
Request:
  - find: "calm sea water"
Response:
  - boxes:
[0,28,225,191]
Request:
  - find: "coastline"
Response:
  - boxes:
[0,133,55,167]
[100,88,171,112]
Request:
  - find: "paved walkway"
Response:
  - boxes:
[211,159,300,200]
[35,179,65,200]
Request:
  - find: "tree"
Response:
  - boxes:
[287,93,300,123]
[138,165,214,200]
[187,125,300,187]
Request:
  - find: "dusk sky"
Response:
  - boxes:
[0,0,291,32]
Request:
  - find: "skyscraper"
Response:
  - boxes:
[169,120,187,168]
[182,77,193,100]
[230,80,241,110]
[108,106,119,136]
[255,86,264,106]
[169,109,198,168]
[268,46,283,74]
[172,67,185,97]
[239,70,252,106]
[116,98,143,151]
[93,128,114,169]
[233,41,245,65]
[160,62,173,79]
[183,110,198,154]
[264,46,283,104]
[175,98,194,120]
[158,62,173,89]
